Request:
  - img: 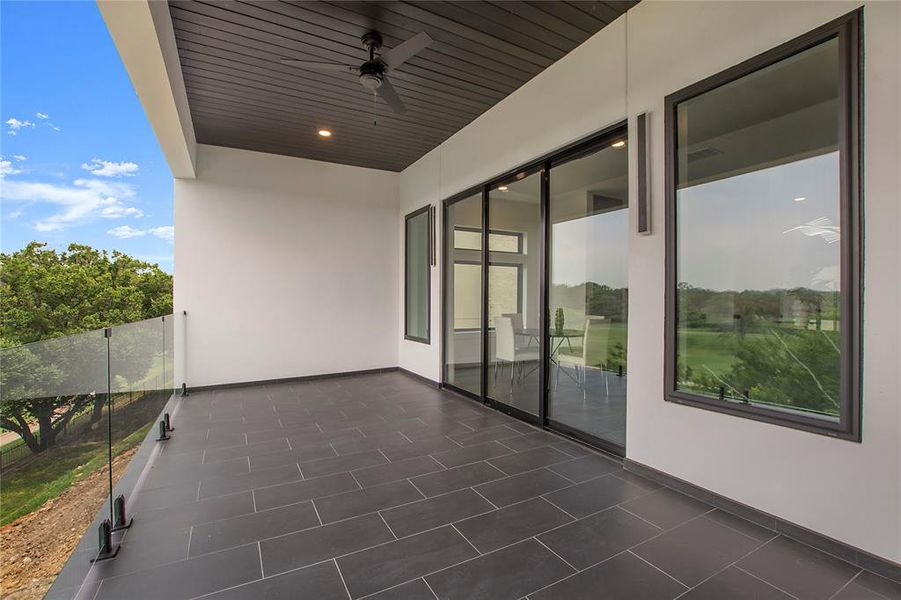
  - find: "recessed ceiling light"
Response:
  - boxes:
[793,196,806,202]
[498,186,509,192]
[318,129,332,138]
[611,140,626,148]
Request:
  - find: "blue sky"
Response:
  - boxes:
[1,1,174,272]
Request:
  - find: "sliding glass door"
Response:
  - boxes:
[443,192,483,397]
[486,171,542,416]
[548,134,629,449]
[441,125,629,453]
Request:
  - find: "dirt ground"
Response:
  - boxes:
[1,448,137,600]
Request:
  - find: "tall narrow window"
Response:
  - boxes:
[665,11,861,439]
[405,205,431,343]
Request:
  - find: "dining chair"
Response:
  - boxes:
[502,312,529,347]
[495,316,540,387]
[555,316,610,400]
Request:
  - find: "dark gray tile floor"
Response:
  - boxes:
[86,372,899,599]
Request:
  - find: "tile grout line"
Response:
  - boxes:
[734,565,803,599]
[538,495,578,521]
[421,577,441,600]
[186,526,194,560]
[257,541,264,579]
[377,510,398,540]
[451,522,483,556]
[629,549,692,589]
[616,505,667,531]
[826,570,865,600]
[334,559,353,600]
[533,536,578,572]
[310,498,323,526]
[524,548,638,598]
[670,534,782,600]
[406,477,427,499]
[470,487,500,510]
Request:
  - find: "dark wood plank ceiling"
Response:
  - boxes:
[169,1,636,172]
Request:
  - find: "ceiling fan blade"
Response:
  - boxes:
[379,32,432,69]
[377,78,406,114]
[280,59,358,73]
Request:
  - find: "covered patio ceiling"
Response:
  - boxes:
[168,1,636,171]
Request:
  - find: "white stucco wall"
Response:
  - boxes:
[397,1,901,563]
[175,144,399,388]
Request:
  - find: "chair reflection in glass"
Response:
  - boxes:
[555,316,610,401]
[502,312,531,348]
[494,316,539,389]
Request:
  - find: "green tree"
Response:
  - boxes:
[0,242,173,453]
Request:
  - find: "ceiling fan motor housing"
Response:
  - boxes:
[359,62,385,90]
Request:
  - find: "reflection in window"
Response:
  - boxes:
[549,140,629,447]
[454,228,522,253]
[487,172,540,415]
[443,194,482,395]
[404,207,430,342]
[672,36,847,422]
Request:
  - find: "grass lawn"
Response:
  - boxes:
[561,323,757,376]
[0,424,151,526]
[677,328,746,375]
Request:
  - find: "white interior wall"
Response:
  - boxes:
[175,144,399,388]
[397,1,900,563]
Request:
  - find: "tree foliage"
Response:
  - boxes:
[1,242,172,347]
[675,284,842,417]
[0,242,173,453]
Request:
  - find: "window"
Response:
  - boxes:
[664,11,861,439]
[405,205,431,343]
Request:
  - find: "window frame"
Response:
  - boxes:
[404,204,432,344]
[663,10,862,441]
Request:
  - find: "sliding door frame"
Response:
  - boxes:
[440,120,630,454]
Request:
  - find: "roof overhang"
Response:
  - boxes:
[97,0,197,179]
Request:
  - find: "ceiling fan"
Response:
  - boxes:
[280,30,432,115]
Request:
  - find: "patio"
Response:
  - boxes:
[80,372,895,599]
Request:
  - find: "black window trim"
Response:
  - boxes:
[663,9,863,441]
[404,203,432,344]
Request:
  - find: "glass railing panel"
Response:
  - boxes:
[1,314,177,599]
[108,315,173,480]
[0,328,110,599]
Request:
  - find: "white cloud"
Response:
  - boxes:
[12,155,26,161]
[36,112,49,119]
[6,117,35,135]
[107,224,174,242]
[150,226,174,242]
[0,177,143,232]
[101,205,144,219]
[107,225,146,239]
[0,158,22,177]
[81,158,139,177]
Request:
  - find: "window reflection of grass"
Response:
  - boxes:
[677,326,841,418]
